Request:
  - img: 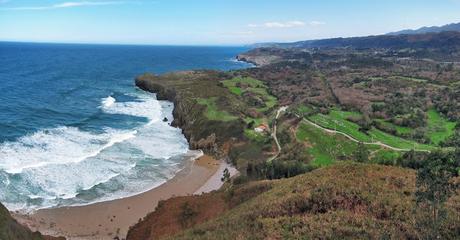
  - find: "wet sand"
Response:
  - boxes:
[13,154,233,240]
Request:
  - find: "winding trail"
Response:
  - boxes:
[268,106,288,162]
[298,115,431,153]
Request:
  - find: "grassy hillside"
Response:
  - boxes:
[307,109,435,151]
[127,163,460,240]
[426,109,457,145]
[296,122,383,166]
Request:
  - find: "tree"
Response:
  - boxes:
[354,142,369,163]
[415,151,459,239]
[221,168,230,182]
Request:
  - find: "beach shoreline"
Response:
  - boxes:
[12,153,236,240]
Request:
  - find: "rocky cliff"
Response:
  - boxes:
[135,71,246,158]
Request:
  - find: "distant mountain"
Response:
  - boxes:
[387,22,460,35]
[252,31,460,50]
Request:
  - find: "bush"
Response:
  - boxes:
[396,150,429,169]
[179,202,197,228]
[373,120,397,135]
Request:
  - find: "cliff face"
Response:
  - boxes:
[237,47,314,69]
[236,51,281,67]
[135,71,246,157]
[0,203,63,240]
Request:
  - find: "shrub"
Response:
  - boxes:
[179,202,197,228]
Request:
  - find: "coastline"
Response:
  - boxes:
[13,153,236,240]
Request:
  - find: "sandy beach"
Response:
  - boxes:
[13,154,236,240]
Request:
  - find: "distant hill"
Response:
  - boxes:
[251,31,460,50]
[387,22,460,35]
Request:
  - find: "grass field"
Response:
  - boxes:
[308,109,434,151]
[426,109,457,145]
[244,128,267,143]
[296,121,406,167]
[375,119,413,135]
[371,149,401,165]
[391,76,428,83]
[296,122,361,167]
[374,109,455,146]
[368,76,428,84]
[308,110,370,142]
[244,117,264,126]
[367,128,433,150]
[196,97,238,121]
[294,105,314,117]
[222,77,277,112]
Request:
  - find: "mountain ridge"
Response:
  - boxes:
[249,22,460,49]
[387,22,460,35]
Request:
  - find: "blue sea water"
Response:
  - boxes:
[0,42,251,211]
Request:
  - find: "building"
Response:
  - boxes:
[254,124,269,133]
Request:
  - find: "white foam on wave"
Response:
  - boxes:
[102,93,162,124]
[101,95,116,107]
[228,57,240,63]
[18,158,132,203]
[0,127,136,174]
[1,92,192,211]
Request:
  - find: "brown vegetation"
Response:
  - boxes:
[127,163,460,240]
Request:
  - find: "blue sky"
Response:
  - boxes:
[1,0,460,45]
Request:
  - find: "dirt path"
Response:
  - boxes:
[268,106,288,162]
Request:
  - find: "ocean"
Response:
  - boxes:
[0,42,250,211]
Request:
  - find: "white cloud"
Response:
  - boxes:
[2,1,126,10]
[248,20,325,29]
[248,21,307,28]
[309,21,326,26]
[264,21,305,28]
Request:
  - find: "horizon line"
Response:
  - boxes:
[0,40,253,48]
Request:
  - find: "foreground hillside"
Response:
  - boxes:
[0,203,64,240]
[127,163,460,239]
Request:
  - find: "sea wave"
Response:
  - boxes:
[102,93,162,124]
[101,95,116,107]
[0,92,191,210]
[0,126,136,174]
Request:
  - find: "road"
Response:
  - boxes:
[268,106,288,162]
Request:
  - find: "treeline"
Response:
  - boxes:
[246,159,316,180]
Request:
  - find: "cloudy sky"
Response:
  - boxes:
[1,0,460,45]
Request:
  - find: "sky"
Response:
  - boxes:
[1,0,460,45]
